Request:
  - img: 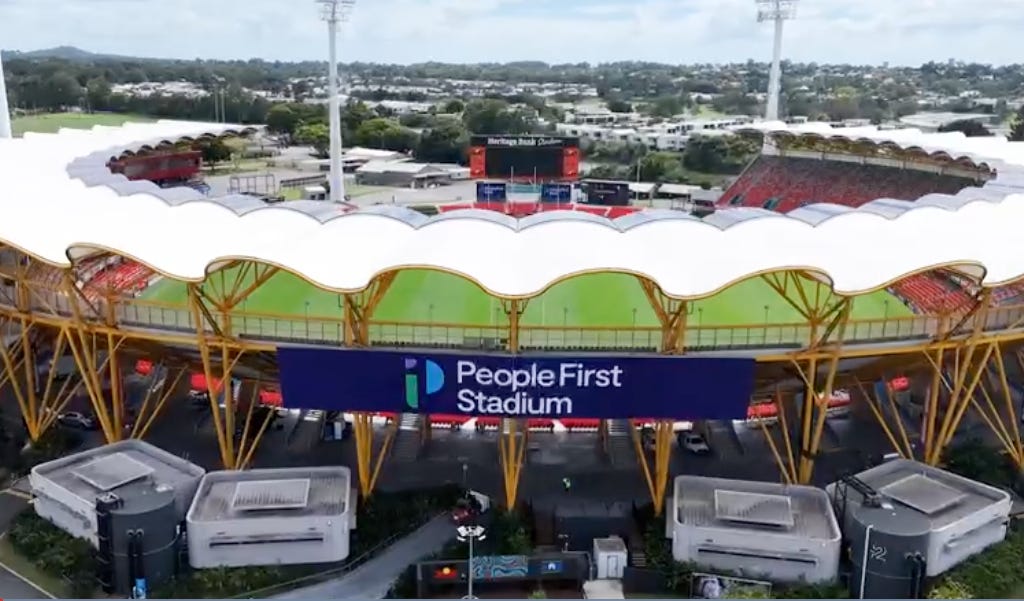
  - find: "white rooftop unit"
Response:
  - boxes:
[671,476,841,583]
[29,439,205,546]
[827,459,1011,577]
[186,466,352,568]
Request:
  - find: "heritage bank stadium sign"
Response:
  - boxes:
[276,348,755,420]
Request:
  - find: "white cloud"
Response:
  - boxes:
[0,0,1021,65]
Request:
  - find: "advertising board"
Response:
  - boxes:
[277,348,755,420]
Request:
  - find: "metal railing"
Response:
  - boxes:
[19,288,1024,353]
[232,514,444,599]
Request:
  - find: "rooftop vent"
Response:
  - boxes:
[881,474,966,516]
[231,479,311,511]
[72,453,154,492]
[714,489,795,528]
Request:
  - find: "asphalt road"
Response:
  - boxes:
[273,515,455,600]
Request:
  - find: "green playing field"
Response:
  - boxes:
[141,268,912,327]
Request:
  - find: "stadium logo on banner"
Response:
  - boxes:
[404,358,445,409]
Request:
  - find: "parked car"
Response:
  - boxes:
[680,432,711,455]
[58,411,97,430]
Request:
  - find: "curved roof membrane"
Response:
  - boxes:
[3,119,1024,298]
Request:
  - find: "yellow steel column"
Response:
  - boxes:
[796,298,852,484]
[342,274,397,498]
[636,277,689,515]
[188,284,233,468]
[923,347,944,462]
[493,299,528,507]
[927,291,994,464]
[62,272,125,443]
[131,367,186,440]
[499,418,526,509]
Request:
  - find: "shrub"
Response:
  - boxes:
[927,523,1024,598]
[7,510,96,597]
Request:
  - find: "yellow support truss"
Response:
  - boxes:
[498,419,527,509]
[341,273,397,498]
[635,277,687,515]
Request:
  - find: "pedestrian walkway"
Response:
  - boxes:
[273,515,455,599]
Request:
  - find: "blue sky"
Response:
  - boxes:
[0,0,1021,65]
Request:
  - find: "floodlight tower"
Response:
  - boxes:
[317,0,356,202]
[0,50,12,139]
[756,0,797,122]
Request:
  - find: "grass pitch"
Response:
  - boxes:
[12,112,154,136]
[142,269,911,328]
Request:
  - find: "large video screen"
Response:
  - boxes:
[484,146,564,180]
[472,136,578,180]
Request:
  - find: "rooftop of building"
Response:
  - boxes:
[30,439,205,503]
[187,466,350,522]
[673,475,841,541]
[835,459,1011,531]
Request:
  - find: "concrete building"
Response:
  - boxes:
[354,160,451,187]
[670,475,841,583]
[827,459,1011,579]
[186,466,354,568]
[556,116,755,151]
[898,112,1000,132]
[30,439,205,547]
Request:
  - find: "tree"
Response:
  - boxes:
[84,77,111,112]
[682,134,758,174]
[196,139,232,171]
[415,119,469,164]
[341,100,375,141]
[606,99,632,113]
[294,122,329,157]
[264,104,300,135]
[44,71,83,109]
[1011,106,1024,142]
[441,99,465,114]
[462,99,535,135]
[938,119,993,137]
[353,118,419,152]
[639,152,685,182]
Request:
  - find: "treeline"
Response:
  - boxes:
[583,135,759,186]
[266,98,543,165]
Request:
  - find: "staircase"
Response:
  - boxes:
[607,419,637,467]
[389,413,424,462]
[630,548,648,568]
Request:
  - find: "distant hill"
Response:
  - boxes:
[3,46,148,62]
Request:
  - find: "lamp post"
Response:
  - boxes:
[457,524,486,599]
[316,0,356,202]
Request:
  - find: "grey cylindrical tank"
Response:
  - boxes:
[109,489,179,596]
[848,502,930,599]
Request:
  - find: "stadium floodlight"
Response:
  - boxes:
[0,50,11,139]
[317,0,356,203]
[755,0,798,122]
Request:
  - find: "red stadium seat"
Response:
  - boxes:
[720,156,975,211]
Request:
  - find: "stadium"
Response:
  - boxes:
[2,118,1024,517]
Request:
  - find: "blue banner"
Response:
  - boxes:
[476,181,508,202]
[540,183,572,203]
[276,348,755,419]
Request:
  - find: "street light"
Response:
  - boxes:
[456,524,486,599]
[316,0,356,202]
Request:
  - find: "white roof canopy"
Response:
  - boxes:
[2,120,1024,299]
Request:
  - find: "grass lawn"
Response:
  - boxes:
[142,269,910,327]
[12,112,154,136]
[0,535,67,598]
